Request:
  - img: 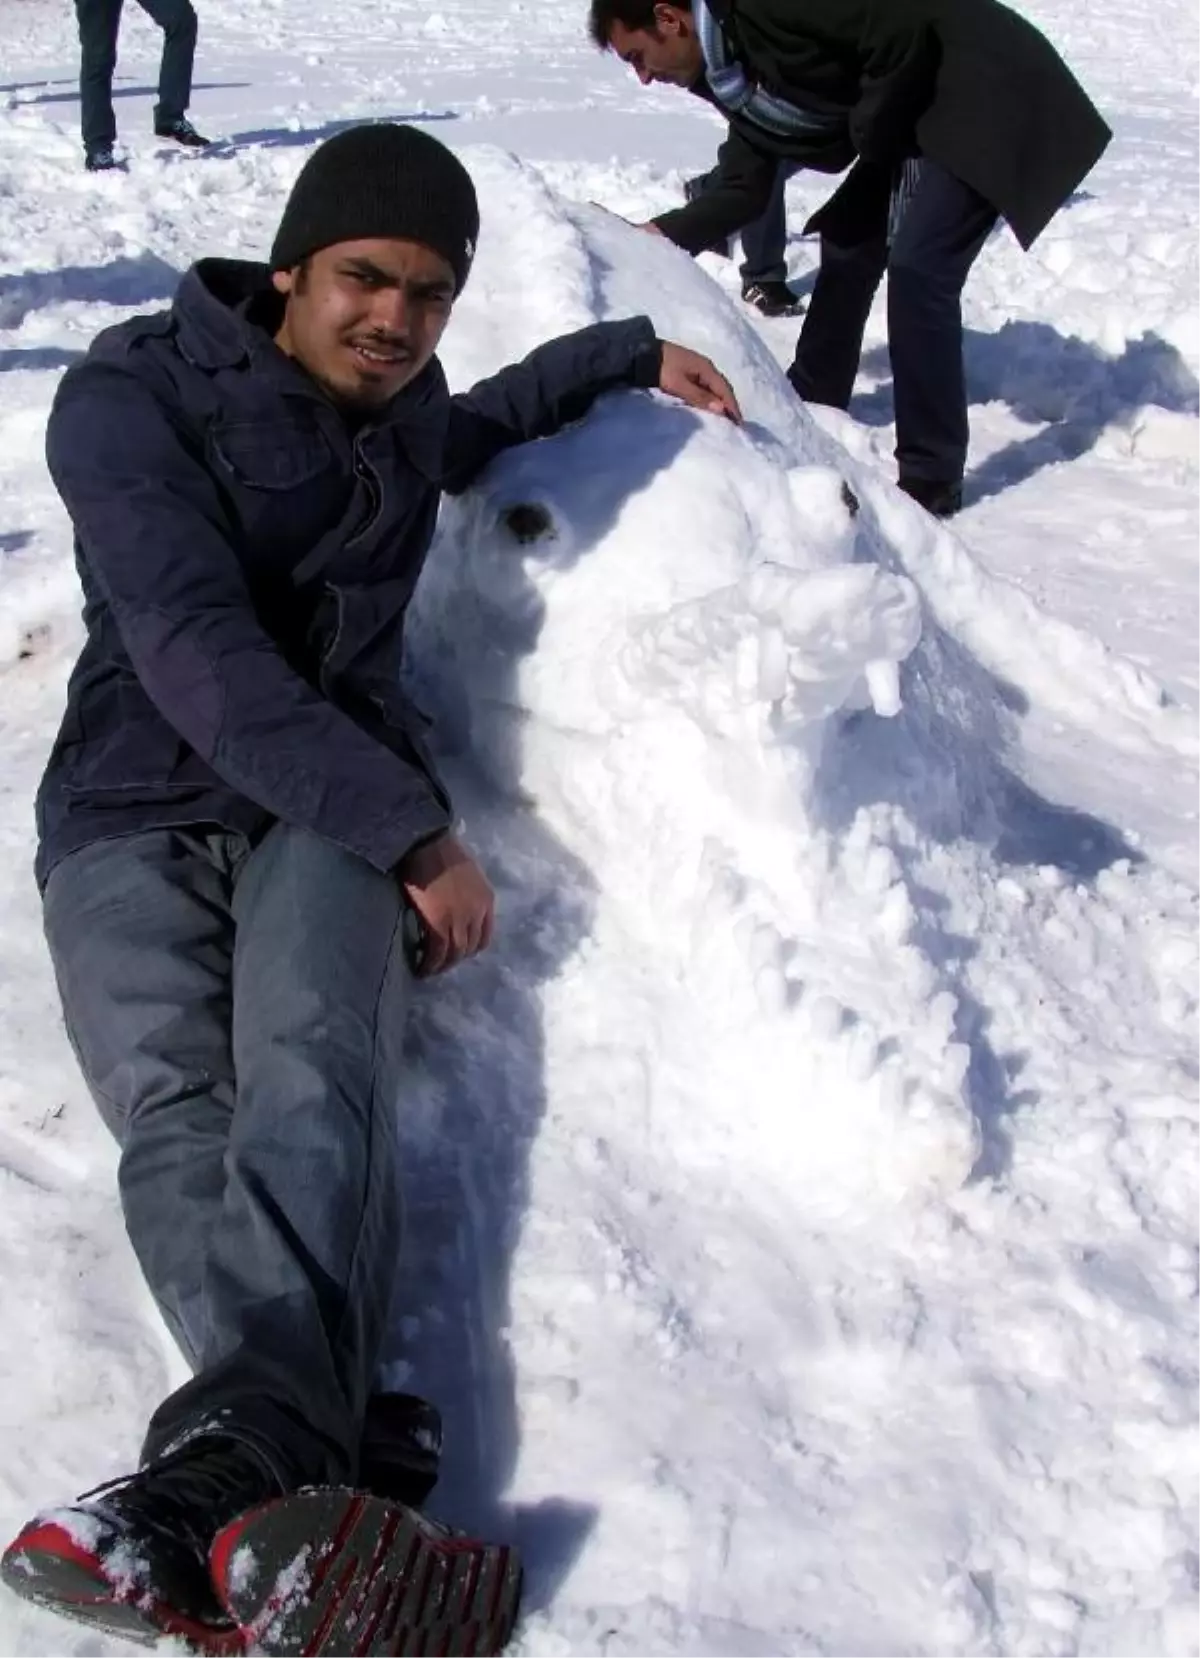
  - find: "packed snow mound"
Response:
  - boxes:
[407,154,1194,1232]
[415,149,1097,1216]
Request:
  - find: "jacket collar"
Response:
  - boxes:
[171,258,451,476]
[173,258,266,369]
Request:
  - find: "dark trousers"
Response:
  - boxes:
[43,823,412,1488]
[688,160,797,286]
[738,162,798,287]
[75,0,198,150]
[789,159,997,484]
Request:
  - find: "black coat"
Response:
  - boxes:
[37,260,662,887]
[654,0,1111,253]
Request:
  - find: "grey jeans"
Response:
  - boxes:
[43,822,412,1488]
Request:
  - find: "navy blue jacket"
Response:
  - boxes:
[37,259,662,887]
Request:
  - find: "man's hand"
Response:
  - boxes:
[397,832,495,977]
[586,203,664,235]
[658,341,742,423]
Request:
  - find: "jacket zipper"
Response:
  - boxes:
[348,441,383,546]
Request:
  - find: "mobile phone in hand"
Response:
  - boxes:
[402,904,427,975]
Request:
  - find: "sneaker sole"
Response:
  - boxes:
[210,1490,522,1656]
[1,1517,244,1653]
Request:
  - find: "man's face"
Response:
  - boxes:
[272,238,456,412]
[608,5,703,87]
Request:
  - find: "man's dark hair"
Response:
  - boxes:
[587,0,692,48]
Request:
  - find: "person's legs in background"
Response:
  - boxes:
[738,162,805,316]
[134,0,210,146]
[75,0,124,168]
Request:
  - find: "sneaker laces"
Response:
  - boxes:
[79,1438,277,1560]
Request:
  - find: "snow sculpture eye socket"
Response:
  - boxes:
[501,502,556,544]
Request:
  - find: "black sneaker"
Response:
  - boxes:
[359,1392,443,1507]
[897,475,963,518]
[211,1489,523,1656]
[741,279,805,318]
[0,1435,279,1650]
[154,117,211,147]
[84,144,122,172]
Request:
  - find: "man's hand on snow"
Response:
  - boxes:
[398,832,495,977]
[586,205,665,236]
[658,341,742,423]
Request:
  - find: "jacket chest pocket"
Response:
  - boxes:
[210,417,336,488]
[209,418,345,552]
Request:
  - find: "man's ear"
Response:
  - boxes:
[271,268,293,296]
[654,2,684,33]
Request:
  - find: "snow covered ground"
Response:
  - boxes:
[0,0,1197,1652]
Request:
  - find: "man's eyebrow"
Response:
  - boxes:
[340,258,452,292]
[339,256,396,282]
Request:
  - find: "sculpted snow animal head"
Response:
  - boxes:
[410,151,983,1213]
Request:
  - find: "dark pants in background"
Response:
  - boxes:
[75,0,198,150]
[737,162,797,287]
[688,160,797,287]
[43,822,412,1489]
[789,159,997,485]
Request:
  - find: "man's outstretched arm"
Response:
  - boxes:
[442,316,739,491]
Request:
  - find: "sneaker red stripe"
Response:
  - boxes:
[380,1533,421,1647]
[351,1571,395,1656]
[5,1520,247,1655]
[6,1521,109,1597]
[348,1508,401,1633]
[306,1493,367,1603]
[487,1547,512,1627]
[460,1547,483,1613]
[304,1552,360,1656]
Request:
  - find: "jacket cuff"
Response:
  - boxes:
[629,320,663,390]
[650,206,712,257]
[360,796,453,876]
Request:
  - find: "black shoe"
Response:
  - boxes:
[742,279,806,318]
[84,144,122,172]
[359,1392,443,1507]
[154,117,211,147]
[211,1489,523,1656]
[0,1435,279,1649]
[898,475,963,518]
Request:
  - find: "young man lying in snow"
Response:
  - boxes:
[0,122,739,1656]
[591,0,1110,518]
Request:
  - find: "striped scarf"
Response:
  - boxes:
[693,0,848,141]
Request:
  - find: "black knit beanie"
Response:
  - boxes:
[270,123,480,293]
